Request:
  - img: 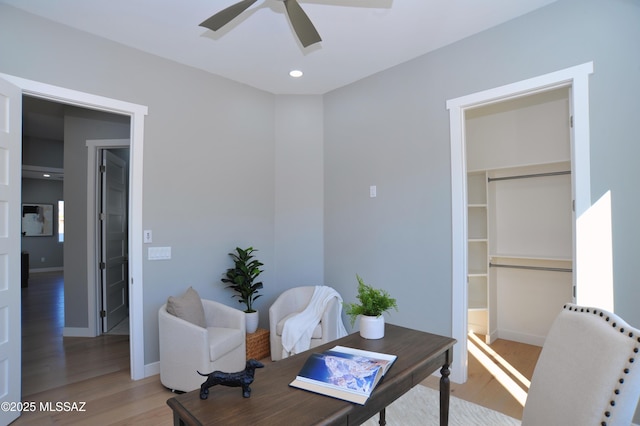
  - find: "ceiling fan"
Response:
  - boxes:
[200,0,322,48]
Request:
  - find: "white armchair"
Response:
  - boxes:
[521,303,640,426]
[159,291,246,392]
[269,286,346,361]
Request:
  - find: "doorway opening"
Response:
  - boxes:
[447,62,593,384]
[23,96,132,337]
[465,87,574,348]
[21,100,132,342]
[2,71,147,380]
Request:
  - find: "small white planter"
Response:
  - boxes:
[245,311,259,334]
[359,315,385,339]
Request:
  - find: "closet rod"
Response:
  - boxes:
[488,170,571,183]
[490,263,572,273]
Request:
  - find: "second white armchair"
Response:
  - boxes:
[269,286,347,361]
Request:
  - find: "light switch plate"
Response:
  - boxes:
[148,246,171,260]
[144,230,152,243]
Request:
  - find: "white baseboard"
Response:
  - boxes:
[497,329,544,347]
[63,327,94,337]
[144,361,160,378]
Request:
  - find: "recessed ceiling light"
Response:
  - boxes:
[289,70,303,78]
[43,174,51,178]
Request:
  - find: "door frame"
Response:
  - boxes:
[0,73,148,380]
[87,140,130,335]
[446,62,593,384]
[0,74,23,426]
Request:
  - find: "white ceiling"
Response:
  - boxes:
[3,0,558,95]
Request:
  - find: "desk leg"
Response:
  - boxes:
[378,407,386,426]
[173,411,186,426]
[439,363,450,426]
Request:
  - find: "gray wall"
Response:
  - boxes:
[0,3,279,363]
[324,1,640,418]
[2,3,640,414]
[63,107,130,328]
[324,0,640,337]
[21,136,64,270]
[21,178,63,270]
[274,96,324,289]
[22,137,63,168]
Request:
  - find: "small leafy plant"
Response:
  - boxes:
[344,274,398,327]
[221,247,264,313]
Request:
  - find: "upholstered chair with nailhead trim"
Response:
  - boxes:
[522,303,640,426]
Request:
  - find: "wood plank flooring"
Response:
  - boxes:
[16,271,176,425]
[421,335,541,420]
[14,271,540,424]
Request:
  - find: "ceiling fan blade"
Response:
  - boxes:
[283,0,322,48]
[199,0,259,31]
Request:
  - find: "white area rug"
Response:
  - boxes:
[362,385,521,426]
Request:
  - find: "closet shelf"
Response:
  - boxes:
[489,254,572,273]
[489,263,572,273]
[490,254,572,263]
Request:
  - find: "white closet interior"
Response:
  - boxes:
[466,87,574,346]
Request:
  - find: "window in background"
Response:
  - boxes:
[58,200,64,243]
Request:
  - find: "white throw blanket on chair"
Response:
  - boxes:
[281,286,347,359]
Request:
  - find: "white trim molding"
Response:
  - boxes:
[446,62,593,384]
[1,73,149,381]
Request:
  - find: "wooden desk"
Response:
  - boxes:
[167,324,456,426]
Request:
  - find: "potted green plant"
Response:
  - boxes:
[221,246,264,333]
[344,274,398,339]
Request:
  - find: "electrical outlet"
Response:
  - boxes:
[144,230,152,243]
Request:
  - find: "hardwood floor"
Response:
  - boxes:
[16,271,175,425]
[422,334,542,420]
[15,271,540,424]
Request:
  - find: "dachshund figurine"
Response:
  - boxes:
[198,359,264,399]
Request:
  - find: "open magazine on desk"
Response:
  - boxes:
[289,345,397,405]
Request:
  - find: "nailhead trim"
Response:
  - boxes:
[562,304,640,426]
